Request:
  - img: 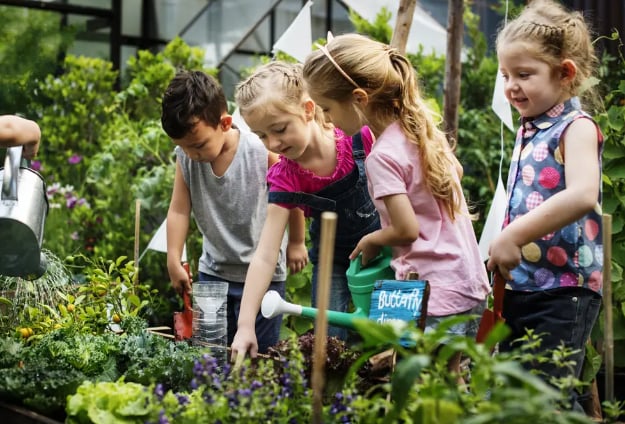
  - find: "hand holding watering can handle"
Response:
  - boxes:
[352,245,393,272]
[2,145,22,201]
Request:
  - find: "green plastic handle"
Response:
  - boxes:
[351,245,392,272]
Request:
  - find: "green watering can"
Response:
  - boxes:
[261,247,395,329]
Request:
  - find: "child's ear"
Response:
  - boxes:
[303,99,316,121]
[352,88,369,107]
[220,115,233,131]
[560,60,577,83]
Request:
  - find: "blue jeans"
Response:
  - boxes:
[424,301,486,338]
[197,272,285,354]
[311,261,351,341]
[499,286,601,407]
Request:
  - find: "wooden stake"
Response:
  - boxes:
[391,0,418,54]
[312,212,337,424]
[443,0,464,146]
[602,213,613,402]
[134,199,141,284]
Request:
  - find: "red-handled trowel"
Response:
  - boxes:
[173,262,193,341]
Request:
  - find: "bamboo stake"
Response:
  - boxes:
[312,212,337,424]
[602,213,613,402]
[134,199,141,284]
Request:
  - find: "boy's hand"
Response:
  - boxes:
[168,263,192,296]
[286,241,308,274]
[231,326,258,359]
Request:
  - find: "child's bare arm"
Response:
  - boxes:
[167,161,193,295]
[350,193,419,264]
[232,204,290,358]
[286,207,308,274]
[487,118,600,279]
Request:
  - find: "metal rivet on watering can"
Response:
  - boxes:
[0,146,49,280]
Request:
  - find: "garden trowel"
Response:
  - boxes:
[173,262,193,341]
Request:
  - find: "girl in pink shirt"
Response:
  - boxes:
[303,34,490,376]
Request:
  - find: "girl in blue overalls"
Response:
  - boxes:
[230,61,380,359]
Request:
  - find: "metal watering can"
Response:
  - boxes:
[262,247,395,329]
[0,146,48,280]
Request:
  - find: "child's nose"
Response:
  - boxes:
[505,78,518,91]
[267,136,281,151]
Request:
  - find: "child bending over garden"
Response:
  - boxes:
[230,61,381,358]
[161,70,306,354]
[486,0,603,408]
[302,34,490,377]
[0,114,41,159]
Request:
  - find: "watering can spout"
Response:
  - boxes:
[0,146,48,280]
[261,290,368,330]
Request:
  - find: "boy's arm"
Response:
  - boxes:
[231,204,290,359]
[167,160,193,295]
[286,207,308,274]
[0,115,41,159]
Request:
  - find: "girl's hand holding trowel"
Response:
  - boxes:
[168,261,193,296]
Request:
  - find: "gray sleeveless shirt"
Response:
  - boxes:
[176,130,287,282]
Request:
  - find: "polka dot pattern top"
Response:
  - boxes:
[504,97,604,293]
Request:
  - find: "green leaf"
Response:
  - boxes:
[390,354,430,412]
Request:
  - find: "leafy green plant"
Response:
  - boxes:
[0,326,203,419]
[595,34,625,367]
[0,6,77,115]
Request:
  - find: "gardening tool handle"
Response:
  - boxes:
[182,262,193,312]
[492,270,505,321]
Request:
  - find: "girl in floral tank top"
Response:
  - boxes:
[487,0,603,408]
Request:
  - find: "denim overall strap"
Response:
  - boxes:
[309,131,379,265]
[268,191,336,211]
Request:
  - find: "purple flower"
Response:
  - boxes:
[154,383,165,400]
[175,393,189,405]
[158,410,170,424]
[66,195,78,209]
[68,154,82,164]
[31,160,42,171]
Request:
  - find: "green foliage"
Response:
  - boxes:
[594,34,625,366]
[353,318,595,423]
[349,7,393,44]
[60,321,610,423]
[0,327,203,418]
[120,36,211,120]
[0,6,77,115]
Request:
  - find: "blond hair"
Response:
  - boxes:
[497,0,599,109]
[303,33,462,219]
[235,61,330,129]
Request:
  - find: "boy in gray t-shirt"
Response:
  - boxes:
[161,71,307,353]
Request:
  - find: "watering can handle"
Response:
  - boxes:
[2,145,22,201]
[352,245,392,273]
